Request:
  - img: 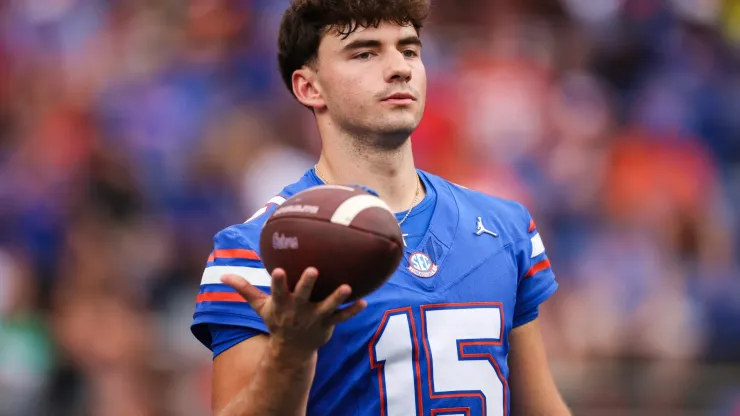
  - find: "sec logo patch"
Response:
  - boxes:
[407,252,438,278]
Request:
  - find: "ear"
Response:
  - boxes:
[292,67,326,110]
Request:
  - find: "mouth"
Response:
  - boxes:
[382,92,416,105]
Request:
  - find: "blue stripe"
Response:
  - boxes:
[207,257,263,268]
[199,283,238,293]
[198,283,271,293]
[531,252,549,263]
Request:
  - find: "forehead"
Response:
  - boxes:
[321,21,419,52]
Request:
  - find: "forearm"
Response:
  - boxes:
[218,343,317,416]
[509,320,571,416]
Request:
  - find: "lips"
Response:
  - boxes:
[383,92,415,101]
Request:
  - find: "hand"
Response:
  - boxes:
[221,267,367,358]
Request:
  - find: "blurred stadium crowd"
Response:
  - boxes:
[1,0,739,415]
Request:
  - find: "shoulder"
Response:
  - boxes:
[425,171,532,237]
[212,170,317,254]
[212,196,278,254]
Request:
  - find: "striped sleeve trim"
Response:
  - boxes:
[196,292,246,303]
[197,266,271,304]
[207,249,260,263]
[530,233,545,258]
[524,258,551,278]
[200,265,271,286]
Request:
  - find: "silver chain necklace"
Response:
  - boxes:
[314,165,420,226]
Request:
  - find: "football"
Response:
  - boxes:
[259,184,404,302]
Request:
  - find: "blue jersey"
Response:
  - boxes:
[191,169,558,416]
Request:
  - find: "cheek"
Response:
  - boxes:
[414,64,427,92]
[331,77,372,110]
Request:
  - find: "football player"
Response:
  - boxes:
[192,1,571,414]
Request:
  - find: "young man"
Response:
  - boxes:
[191,0,571,415]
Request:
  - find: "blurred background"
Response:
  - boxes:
[0,0,739,414]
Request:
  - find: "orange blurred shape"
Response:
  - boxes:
[34,106,96,174]
[604,128,717,218]
[187,0,250,42]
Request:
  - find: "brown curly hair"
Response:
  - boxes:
[277,0,430,99]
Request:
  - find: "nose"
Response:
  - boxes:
[384,50,412,83]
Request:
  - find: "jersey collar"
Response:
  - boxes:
[419,170,458,250]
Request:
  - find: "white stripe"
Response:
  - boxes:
[201,265,271,286]
[245,196,286,223]
[267,196,286,205]
[530,233,545,258]
[245,207,267,222]
[330,194,393,226]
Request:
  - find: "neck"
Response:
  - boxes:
[315,131,424,213]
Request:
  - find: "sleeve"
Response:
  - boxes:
[190,225,271,351]
[209,324,265,359]
[512,207,558,328]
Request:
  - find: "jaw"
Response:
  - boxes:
[367,131,412,151]
[316,96,425,153]
[350,117,418,151]
[368,105,424,146]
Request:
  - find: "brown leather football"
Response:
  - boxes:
[259,185,404,302]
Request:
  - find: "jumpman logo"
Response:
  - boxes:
[475,217,498,238]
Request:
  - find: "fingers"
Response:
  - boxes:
[316,284,352,316]
[270,268,289,306]
[293,267,318,303]
[224,266,367,329]
[329,299,367,325]
[220,274,268,306]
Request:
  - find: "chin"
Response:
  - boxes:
[379,112,422,133]
[375,133,412,150]
[342,111,423,149]
[372,123,418,150]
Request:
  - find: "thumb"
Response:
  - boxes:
[220,274,268,309]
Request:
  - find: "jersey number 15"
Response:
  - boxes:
[369,303,507,416]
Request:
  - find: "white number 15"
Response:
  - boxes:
[369,303,507,416]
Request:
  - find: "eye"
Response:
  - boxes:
[402,49,419,58]
[354,51,374,60]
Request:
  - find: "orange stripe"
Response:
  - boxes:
[207,252,215,262]
[528,219,536,233]
[212,249,260,261]
[524,258,551,278]
[196,292,246,303]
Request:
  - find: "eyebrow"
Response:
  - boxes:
[341,36,423,52]
[398,36,423,48]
